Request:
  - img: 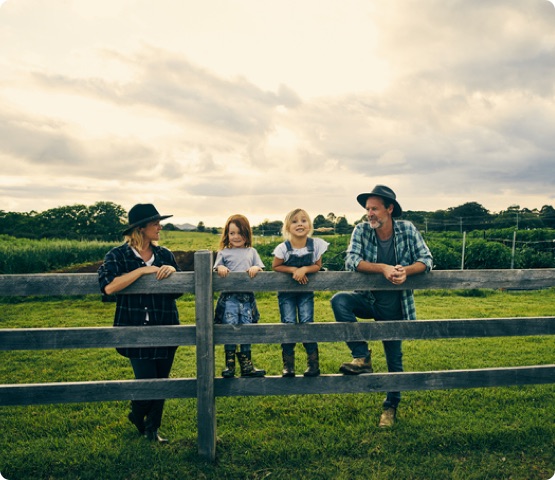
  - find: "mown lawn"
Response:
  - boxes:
[1,289,554,479]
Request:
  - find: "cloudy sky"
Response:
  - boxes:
[1,0,554,228]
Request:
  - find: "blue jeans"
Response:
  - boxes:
[222,295,254,353]
[278,292,317,356]
[330,291,403,409]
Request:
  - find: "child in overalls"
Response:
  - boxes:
[272,209,329,377]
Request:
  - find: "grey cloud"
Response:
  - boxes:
[375,0,555,93]
[0,108,155,179]
[32,47,301,139]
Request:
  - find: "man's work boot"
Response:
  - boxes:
[339,352,373,375]
[379,407,396,428]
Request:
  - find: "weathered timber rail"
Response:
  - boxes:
[1,250,554,461]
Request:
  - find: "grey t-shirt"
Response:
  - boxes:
[373,235,403,321]
[213,247,265,272]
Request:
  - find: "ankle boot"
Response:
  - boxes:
[304,348,321,377]
[282,351,295,377]
[339,350,373,375]
[222,350,236,378]
[144,428,169,444]
[237,351,266,377]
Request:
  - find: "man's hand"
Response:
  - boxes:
[384,264,406,285]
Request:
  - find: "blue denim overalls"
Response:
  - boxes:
[278,238,317,356]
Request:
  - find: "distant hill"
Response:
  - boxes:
[174,223,197,231]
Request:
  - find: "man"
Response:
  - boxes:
[331,185,433,427]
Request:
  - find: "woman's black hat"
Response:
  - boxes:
[122,203,173,235]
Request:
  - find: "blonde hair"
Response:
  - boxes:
[282,208,313,240]
[124,225,159,251]
[219,214,253,249]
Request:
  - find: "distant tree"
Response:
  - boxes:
[0,202,126,241]
[86,201,127,240]
[253,220,283,236]
[447,202,490,218]
[197,221,206,232]
[313,214,331,229]
[35,204,90,239]
[540,205,555,228]
[493,204,542,230]
[445,202,492,231]
[0,211,35,238]
[163,223,178,231]
[335,216,352,234]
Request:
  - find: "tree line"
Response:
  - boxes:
[254,202,555,236]
[1,200,555,242]
[0,202,127,241]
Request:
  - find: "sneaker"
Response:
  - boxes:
[339,355,373,375]
[379,407,396,428]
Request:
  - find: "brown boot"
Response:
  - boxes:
[222,350,236,378]
[237,351,266,377]
[282,351,295,377]
[379,407,396,428]
[303,348,320,377]
[339,351,373,375]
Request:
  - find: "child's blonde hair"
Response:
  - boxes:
[219,214,253,249]
[282,208,314,240]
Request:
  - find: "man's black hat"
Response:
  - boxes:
[356,185,402,217]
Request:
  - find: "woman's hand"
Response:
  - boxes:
[155,265,176,280]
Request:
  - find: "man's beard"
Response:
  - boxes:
[368,219,383,229]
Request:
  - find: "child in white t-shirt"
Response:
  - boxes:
[272,209,329,377]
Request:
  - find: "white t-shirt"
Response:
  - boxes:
[272,237,329,264]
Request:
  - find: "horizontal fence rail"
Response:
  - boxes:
[3,318,555,352]
[3,367,555,407]
[1,267,554,297]
[1,249,554,461]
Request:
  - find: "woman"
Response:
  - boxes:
[98,203,180,443]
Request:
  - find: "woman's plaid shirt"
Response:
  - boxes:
[98,242,181,359]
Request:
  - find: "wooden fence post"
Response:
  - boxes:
[194,250,216,461]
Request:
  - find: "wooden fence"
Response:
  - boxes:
[1,250,555,461]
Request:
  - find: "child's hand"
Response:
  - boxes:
[247,266,261,278]
[292,267,309,284]
[217,266,230,277]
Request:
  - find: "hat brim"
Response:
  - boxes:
[356,194,402,217]
[122,214,173,235]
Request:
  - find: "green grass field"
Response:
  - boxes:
[1,288,554,479]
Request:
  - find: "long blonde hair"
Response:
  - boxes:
[125,226,158,251]
[219,214,253,249]
[281,208,314,240]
